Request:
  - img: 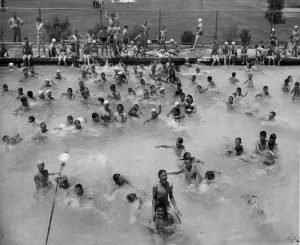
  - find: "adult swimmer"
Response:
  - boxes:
[167,102,185,121]
[155,137,185,157]
[34,161,60,191]
[152,169,181,221]
[143,105,162,124]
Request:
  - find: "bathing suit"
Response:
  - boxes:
[23,42,32,55]
[196,23,203,35]
[235,145,243,156]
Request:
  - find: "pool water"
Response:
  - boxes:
[0,64,299,245]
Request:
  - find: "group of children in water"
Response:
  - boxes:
[1,54,299,241]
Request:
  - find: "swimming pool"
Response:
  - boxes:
[0,64,299,245]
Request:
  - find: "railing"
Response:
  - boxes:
[0,7,299,45]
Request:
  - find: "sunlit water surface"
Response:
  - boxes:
[0,64,299,245]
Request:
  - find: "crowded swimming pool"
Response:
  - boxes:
[0,63,299,245]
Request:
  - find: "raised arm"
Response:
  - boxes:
[155,145,173,149]
[169,183,181,216]
[167,169,184,175]
[143,117,153,124]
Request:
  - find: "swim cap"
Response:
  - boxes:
[170,39,174,43]
[198,18,202,22]
[92,40,96,43]
[46,90,51,94]
[8,62,14,68]
[37,160,44,166]
[232,41,235,45]
[52,38,56,42]
[104,100,109,104]
[38,90,44,95]
[295,25,298,28]
[174,101,180,107]
[114,66,119,70]
[224,41,228,45]
[160,87,165,91]
[151,108,156,112]
[138,69,143,73]
[185,57,189,61]
[56,69,60,73]
[118,71,123,75]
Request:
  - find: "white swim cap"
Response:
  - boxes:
[138,69,143,73]
[198,18,202,22]
[131,41,134,44]
[151,108,156,112]
[56,69,60,73]
[46,90,51,94]
[104,100,109,104]
[8,62,14,68]
[37,160,44,166]
[272,28,275,31]
[170,39,174,43]
[174,101,180,106]
[232,41,235,45]
[185,57,190,61]
[92,40,96,43]
[295,25,298,28]
[196,58,201,64]
[38,90,44,95]
[191,103,195,106]
[147,39,151,44]
[52,38,56,43]
[160,87,165,91]
[114,66,119,70]
[224,41,228,45]
[118,71,122,75]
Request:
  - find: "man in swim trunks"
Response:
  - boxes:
[152,169,181,220]
[34,161,59,191]
[155,137,185,157]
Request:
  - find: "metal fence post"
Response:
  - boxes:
[213,10,218,41]
[39,8,41,19]
[100,7,103,28]
[158,9,161,43]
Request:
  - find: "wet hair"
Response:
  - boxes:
[192,75,196,79]
[28,116,35,122]
[67,115,73,120]
[36,17,41,21]
[124,25,128,29]
[270,133,277,140]
[205,171,215,180]
[260,131,267,137]
[67,88,73,92]
[117,104,124,111]
[158,169,166,178]
[180,92,185,97]
[27,91,33,98]
[126,193,137,203]
[229,96,233,100]
[20,96,27,103]
[92,112,99,119]
[18,87,23,92]
[236,87,241,92]
[295,82,299,86]
[263,86,268,90]
[24,37,28,41]
[232,72,236,77]
[75,184,83,189]
[134,104,139,109]
[110,84,116,90]
[98,97,104,103]
[186,94,193,103]
[3,84,8,88]
[207,76,212,81]
[113,173,120,182]
[270,111,276,117]
[176,137,183,143]
[3,135,9,142]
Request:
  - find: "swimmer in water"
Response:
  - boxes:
[290,82,300,100]
[155,137,185,157]
[128,87,136,96]
[16,87,24,99]
[27,91,36,101]
[38,90,45,100]
[1,84,16,96]
[232,87,248,102]
[74,120,82,130]
[126,193,144,209]
[62,88,75,100]
[92,113,100,123]
[181,152,205,165]
[143,105,162,124]
[226,137,244,156]
[168,158,202,185]
[28,116,39,127]
[243,73,254,88]
[2,133,22,145]
[128,104,140,118]
[167,102,185,121]
[55,70,62,80]
[255,86,270,98]
[152,170,181,221]
[14,96,30,114]
[281,76,292,92]
[64,183,95,205]
[264,133,278,166]
[226,96,234,110]
[45,90,55,103]
[195,85,208,94]
[99,100,114,123]
[207,76,216,88]
[245,195,265,216]
[229,72,240,84]
[111,173,130,194]
[255,131,268,155]
[114,104,127,123]
[108,84,121,100]
[34,161,60,191]
[202,170,221,184]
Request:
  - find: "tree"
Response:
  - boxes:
[239,29,251,45]
[264,0,286,28]
[44,16,72,42]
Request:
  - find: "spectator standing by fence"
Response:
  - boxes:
[292,25,299,45]
[8,12,24,42]
[36,17,46,57]
[141,20,150,49]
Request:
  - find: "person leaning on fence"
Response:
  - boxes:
[192,18,203,50]
[22,37,33,67]
[229,41,237,65]
[48,38,57,58]
[36,17,46,57]
[8,12,23,42]
[211,40,220,66]
[58,39,67,66]
[222,41,230,66]
[90,40,99,64]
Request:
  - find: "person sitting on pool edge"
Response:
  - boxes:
[143,105,162,124]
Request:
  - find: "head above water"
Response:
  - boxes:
[269,111,276,120]
[74,184,84,196]
[126,193,137,203]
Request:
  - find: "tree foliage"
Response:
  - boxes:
[221,25,238,43]
[44,16,72,42]
[264,0,286,27]
[180,31,195,44]
[239,29,251,45]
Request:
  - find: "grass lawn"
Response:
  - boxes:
[0,0,299,44]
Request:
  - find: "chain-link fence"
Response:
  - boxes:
[0,7,299,45]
